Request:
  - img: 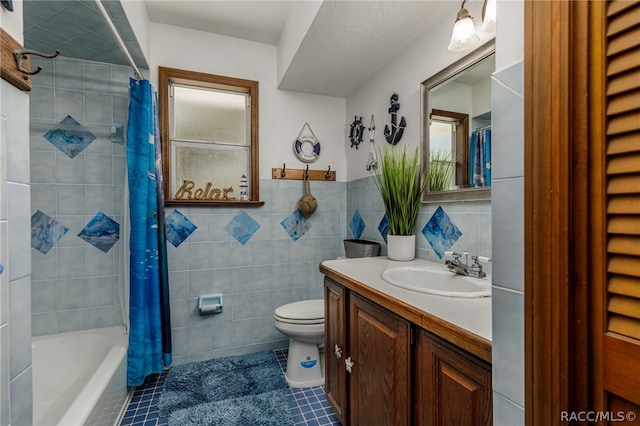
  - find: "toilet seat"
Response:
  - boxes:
[274,299,324,325]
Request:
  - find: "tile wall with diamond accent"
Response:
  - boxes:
[29,56,134,336]
[26,57,350,361]
[346,175,492,270]
[166,178,346,365]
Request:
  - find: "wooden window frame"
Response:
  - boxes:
[430,109,469,189]
[158,66,263,206]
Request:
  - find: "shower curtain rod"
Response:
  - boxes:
[94,0,144,81]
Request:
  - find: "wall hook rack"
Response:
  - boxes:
[14,48,60,76]
[272,164,336,181]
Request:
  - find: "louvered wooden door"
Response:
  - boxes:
[592,0,640,417]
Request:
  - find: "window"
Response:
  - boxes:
[429,109,469,191]
[159,67,262,205]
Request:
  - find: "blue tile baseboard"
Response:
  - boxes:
[118,349,341,426]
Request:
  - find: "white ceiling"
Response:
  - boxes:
[143,0,461,97]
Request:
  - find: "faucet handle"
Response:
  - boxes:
[470,255,491,277]
[444,251,461,258]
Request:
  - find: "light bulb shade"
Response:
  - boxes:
[448,15,480,52]
[481,0,497,33]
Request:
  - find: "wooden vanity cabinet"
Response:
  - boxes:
[325,278,347,422]
[414,328,493,426]
[324,276,492,425]
[324,278,411,426]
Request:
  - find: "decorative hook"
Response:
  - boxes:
[304,164,309,180]
[281,163,286,178]
[325,166,331,180]
[13,49,60,76]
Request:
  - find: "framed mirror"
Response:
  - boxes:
[421,40,495,203]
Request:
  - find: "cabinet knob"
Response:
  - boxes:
[345,356,354,373]
[334,344,343,359]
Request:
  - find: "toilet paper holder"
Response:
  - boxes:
[198,293,223,315]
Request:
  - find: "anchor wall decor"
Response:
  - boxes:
[383,93,406,145]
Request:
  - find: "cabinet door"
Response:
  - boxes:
[348,293,411,426]
[324,278,347,423]
[415,329,492,426]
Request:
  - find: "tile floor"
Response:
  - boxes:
[118,349,341,426]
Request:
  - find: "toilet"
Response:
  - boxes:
[274,299,325,388]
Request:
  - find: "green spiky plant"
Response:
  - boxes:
[370,146,428,236]
[428,149,454,192]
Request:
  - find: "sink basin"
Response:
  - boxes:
[380,266,491,298]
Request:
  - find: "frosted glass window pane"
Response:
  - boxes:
[172,144,249,200]
[173,86,247,145]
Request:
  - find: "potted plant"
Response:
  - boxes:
[370,145,428,260]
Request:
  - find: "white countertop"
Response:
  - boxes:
[321,256,492,343]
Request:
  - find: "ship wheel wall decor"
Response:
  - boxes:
[349,116,365,149]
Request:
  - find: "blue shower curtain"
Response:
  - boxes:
[126,78,172,386]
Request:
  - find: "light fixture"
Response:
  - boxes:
[481,0,497,34]
[447,0,480,52]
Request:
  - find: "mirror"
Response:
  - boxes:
[421,40,495,202]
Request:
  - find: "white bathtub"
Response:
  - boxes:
[32,326,130,426]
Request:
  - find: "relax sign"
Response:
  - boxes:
[173,180,236,201]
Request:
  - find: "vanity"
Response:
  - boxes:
[320,256,492,426]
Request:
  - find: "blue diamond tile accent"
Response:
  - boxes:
[349,209,365,240]
[225,210,261,245]
[422,206,462,258]
[281,209,311,241]
[78,212,120,253]
[377,213,389,243]
[0,264,3,275]
[31,210,69,254]
[165,209,197,247]
[43,115,97,159]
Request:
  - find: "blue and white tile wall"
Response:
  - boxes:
[167,179,346,365]
[346,175,492,269]
[2,70,34,425]
[491,58,525,424]
[27,56,348,366]
[29,56,132,336]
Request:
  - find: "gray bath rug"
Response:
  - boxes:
[158,351,292,425]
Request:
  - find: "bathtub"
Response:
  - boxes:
[32,326,130,426]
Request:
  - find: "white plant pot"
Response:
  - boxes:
[386,234,416,261]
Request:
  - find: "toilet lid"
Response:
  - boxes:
[275,299,324,323]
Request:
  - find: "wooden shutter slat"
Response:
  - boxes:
[607,111,640,135]
[607,154,640,174]
[608,71,640,96]
[607,91,640,116]
[608,236,640,255]
[607,48,640,76]
[607,4,640,36]
[608,0,640,17]
[607,26,640,56]
[608,316,640,340]
[608,217,640,235]
[608,196,640,214]
[608,255,640,278]
[607,175,640,194]
[609,295,640,319]
[607,133,640,155]
[609,275,640,299]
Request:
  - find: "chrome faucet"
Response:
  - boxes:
[444,251,491,278]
